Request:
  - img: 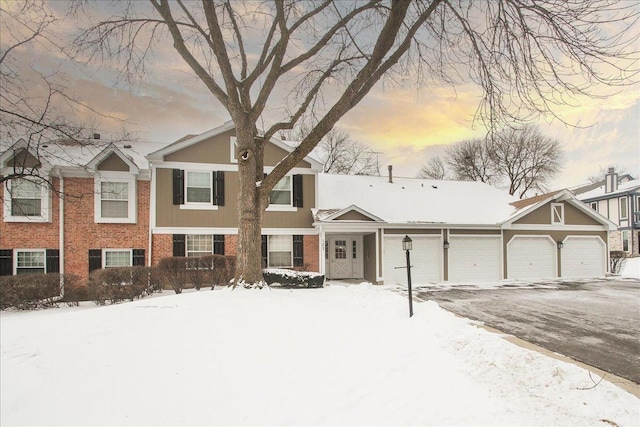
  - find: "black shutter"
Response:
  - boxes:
[172,169,184,205]
[0,250,12,276]
[293,235,304,267]
[213,235,225,255]
[213,171,225,206]
[293,174,303,207]
[133,249,145,266]
[261,235,268,268]
[46,249,60,273]
[173,234,186,257]
[88,249,102,272]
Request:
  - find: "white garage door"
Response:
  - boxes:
[561,237,606,278]
[384,235,441,285]
[507,236,556,280]
[448,235,502,282]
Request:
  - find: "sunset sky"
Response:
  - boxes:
[2,1,639,191]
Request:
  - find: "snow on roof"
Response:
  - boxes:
[7,139,167,170]
[578,179,640,201]
[317,174,519,225]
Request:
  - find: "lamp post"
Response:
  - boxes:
[402,235,413,317]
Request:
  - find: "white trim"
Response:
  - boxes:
[152,161,318,175]
[86,146,139,175]
[94,172,137,224]
[505,224,608,231]
[266,205,297,212]
[447,234,503,281]
[323,204,385,222]
[230,136,237,164]
[13,248,46,275]
[560,235,607,278]
[619,196,628,220]
[3,177,52,223]
[180,204,219,211]
[152,227,318,235]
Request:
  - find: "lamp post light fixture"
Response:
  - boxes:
[402,235,414,317]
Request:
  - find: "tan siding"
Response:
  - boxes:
[5,148,40,168]
[263,174,315,228]
[264,143,311,168]
[165,130,235,163]
[514,201,602,226]
[334,211,375,221]
[97,153,130,171]
[155,168,239,228]
[449,229,501,235]
[384,229,441,235]
[363,233,377,283]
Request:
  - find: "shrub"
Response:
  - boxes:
[0,273,63,310]
[87,267,157,305]
[157,257,188,293]
[610,251,629,274]
[263,268,325,288]
[158,255,235,292]
[60,275,84,307]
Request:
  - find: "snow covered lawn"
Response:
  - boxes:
[1,284,638,426]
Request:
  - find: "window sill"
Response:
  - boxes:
[180,204,219,211]
[266,205,297,212]
[95,217,137,224]
[4,215,49,223]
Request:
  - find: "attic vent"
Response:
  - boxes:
[93,133,100,140]
[124,144,132,149]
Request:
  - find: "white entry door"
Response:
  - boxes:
[328,236,362,279]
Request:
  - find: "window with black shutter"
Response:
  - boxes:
[261,235,268,268]
[293,174,303,207]
[133,249,145,266]
[213,235,225,255]
[293,235,304,267]
[88,249,102,272]
[173,234,186,257]
[46,249,60,273]
[213,171,225,206]
[172,169,184,205]
[0,250,12,276]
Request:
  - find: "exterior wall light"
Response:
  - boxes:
[443,240,450,250]
[557,240,564,249]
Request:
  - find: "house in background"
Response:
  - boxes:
[577,168,640,256]
[1,136,164,280]
[0,122,620,285]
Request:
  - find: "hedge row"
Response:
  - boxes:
[0,273,69,310]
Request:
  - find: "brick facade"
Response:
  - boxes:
[303,235,320,272]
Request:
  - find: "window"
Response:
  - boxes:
[622,231,630,252]
[590,202,597,211]
[268,235,292,267]
[4,178,50,222]
[269,176,292,205]
[16,250,45,275]
[335,240,347,260]
[103,249,132,268]
[187,235,213,257]
[620,197,628,220]
[551,203,564,225]
[186,171,212,203]
[95,174,136,223]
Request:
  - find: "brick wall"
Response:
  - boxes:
[63,178,150,281]
[303,235,320,272]
[0,178,60,249]
[152,234,173,265]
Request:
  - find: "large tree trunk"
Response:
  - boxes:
[233,123,267,288]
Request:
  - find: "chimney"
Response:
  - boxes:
[93,133,100,140]
[388,165,393,183]
[605,167,618,194]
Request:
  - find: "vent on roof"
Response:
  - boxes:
[93,133,100,140]
[124,144,132,149]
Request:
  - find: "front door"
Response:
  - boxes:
[328,236,362,279]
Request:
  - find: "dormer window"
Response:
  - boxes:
[551,203,564,225]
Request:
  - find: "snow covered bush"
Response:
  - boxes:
[609,251,629,274]
[0,273,64,310]
[263,269,325,288]
[87,267,157,305]
[159,255,235,293]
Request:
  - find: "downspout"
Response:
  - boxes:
[57,170,64,300]
[147,164,155,268]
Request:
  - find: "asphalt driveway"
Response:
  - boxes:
[414,279,640,384]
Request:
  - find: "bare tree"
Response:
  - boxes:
[445,139,497,183]
[318,129,379,175]
[489,126,564,198]
[71,0,639,286]
[417,155,449,180]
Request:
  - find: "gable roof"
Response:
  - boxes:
[147,120,323,170]
[509,190,562,210]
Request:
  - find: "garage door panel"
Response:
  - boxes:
[384,236,441,285]
[508,236,556,280]
[448,236,501,282]
[561,237,605,278]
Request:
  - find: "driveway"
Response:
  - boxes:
[414,279,640,384]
